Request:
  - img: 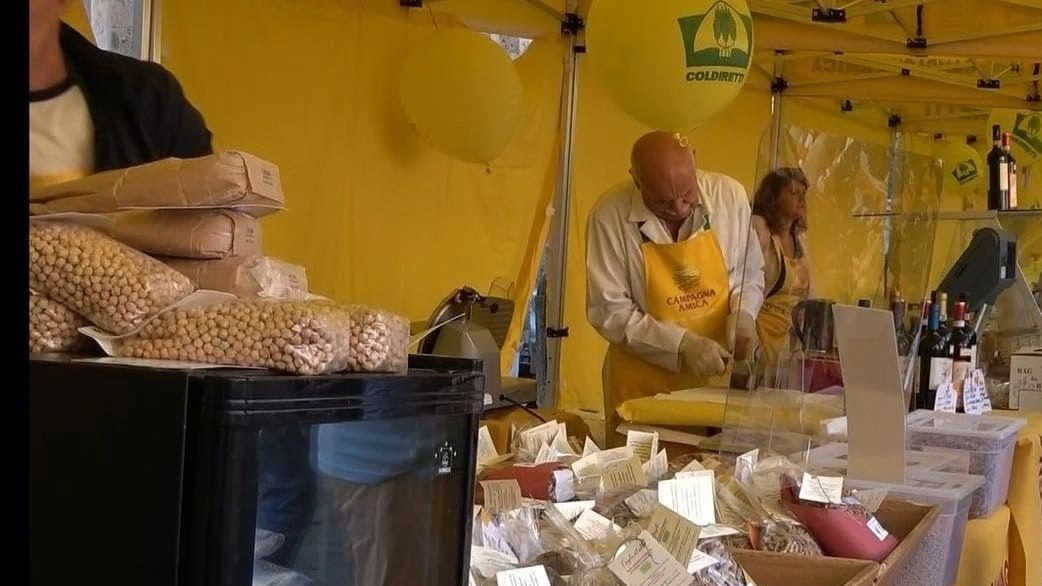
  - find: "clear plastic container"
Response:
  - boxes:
[845,471,984,586]
[797,442,968,474]
[905,410,1027,518]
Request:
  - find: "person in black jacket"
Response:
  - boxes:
[29,0,213,190]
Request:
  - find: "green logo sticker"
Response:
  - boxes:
[951,159,979,185]
[677,1,753,84]
[1011,112,1042,159]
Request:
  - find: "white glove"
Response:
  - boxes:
[727,310,759,362]
[680,331,731,380]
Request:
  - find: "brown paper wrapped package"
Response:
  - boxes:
[109,209,262,259]
[164,255,309,300]
[29,150,285,218]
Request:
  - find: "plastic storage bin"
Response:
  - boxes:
[798,442,969,474]
[905,410,1026,518]
[29,354,485,586]
[844,471,984,586]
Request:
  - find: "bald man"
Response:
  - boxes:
[30,0,212,190]
[586,131,765,444]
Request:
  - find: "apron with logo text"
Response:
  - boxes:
[602,215,731,444]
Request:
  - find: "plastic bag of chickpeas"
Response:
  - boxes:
[99,298,411,376]
[29,290,92,353]
[29,218,196,335]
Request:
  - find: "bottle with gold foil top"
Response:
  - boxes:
[936,292,951,347]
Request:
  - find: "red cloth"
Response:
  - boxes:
[482,462,569,501]
[780,475,899,562]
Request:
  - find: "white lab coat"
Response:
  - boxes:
[585,170,766,372]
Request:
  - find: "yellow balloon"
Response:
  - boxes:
[934,141,984,195]
[399,29,524,164]
[987,109,1042,167]
[586,0,754,131]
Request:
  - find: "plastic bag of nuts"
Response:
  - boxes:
[111,299,410,375]
[29,220,196,335]
[29,291,92,353]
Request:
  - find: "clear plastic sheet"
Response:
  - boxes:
[719,124,944,464]
[112,299,410,374]
[29,220,196,335]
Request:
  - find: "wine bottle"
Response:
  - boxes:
[937,291,950,342]
[1004,132,1018,210]
[915,301,951,411]
[987,124,1010,211]
[892,296,912,357]
[949,300,977,411]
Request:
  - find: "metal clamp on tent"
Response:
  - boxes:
[811,7,846,23]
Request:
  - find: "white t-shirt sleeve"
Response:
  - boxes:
[585,198,686,372]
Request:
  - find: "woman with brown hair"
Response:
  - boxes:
[751,167,813,386]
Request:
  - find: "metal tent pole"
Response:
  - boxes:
[769,52,786,169]
[884,115,902,298]
[143,0,162,63]
[542,3,582,409]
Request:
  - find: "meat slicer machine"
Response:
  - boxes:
[415,286,538,411]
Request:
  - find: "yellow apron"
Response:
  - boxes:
[602,214,731,446]
[755,234,811,386]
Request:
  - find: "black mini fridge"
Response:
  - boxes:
[30,354,484,586]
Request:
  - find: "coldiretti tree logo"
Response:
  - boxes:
[937,141,984,195]
[585,0,754,130]
[951,159,979,185]
[1012,112,1042,159]
[677,1,753,83]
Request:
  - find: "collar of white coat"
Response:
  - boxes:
[627,169,713,238]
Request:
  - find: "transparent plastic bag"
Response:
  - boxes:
[692,537,749,586]
[468,546,519,581]
[536,500,605,571]
[29,291,91,353]
[715,474,765,531]
[113,299,409,374]
[593,485,646,529]
[570,567,623,586]
[29,220,195,335]
[754,518,824,556]
[164,255,309,301]
[480,505,545,565]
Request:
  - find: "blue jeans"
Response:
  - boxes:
[256,425,315,568]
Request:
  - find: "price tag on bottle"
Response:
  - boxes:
[933,380,957,413]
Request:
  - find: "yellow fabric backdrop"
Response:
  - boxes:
[161,0,563,323]
[158,0,1041,418]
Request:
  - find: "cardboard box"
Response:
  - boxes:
[1010,347,1042,411]
[480,407,591,455]
[862,500,939,586]
[30,150,285,218]
[733,550,878,586]
[733,500,938,586]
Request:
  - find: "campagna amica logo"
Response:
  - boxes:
[951,158,980,185]
[673,264,703,294]
[677,1,753,84]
